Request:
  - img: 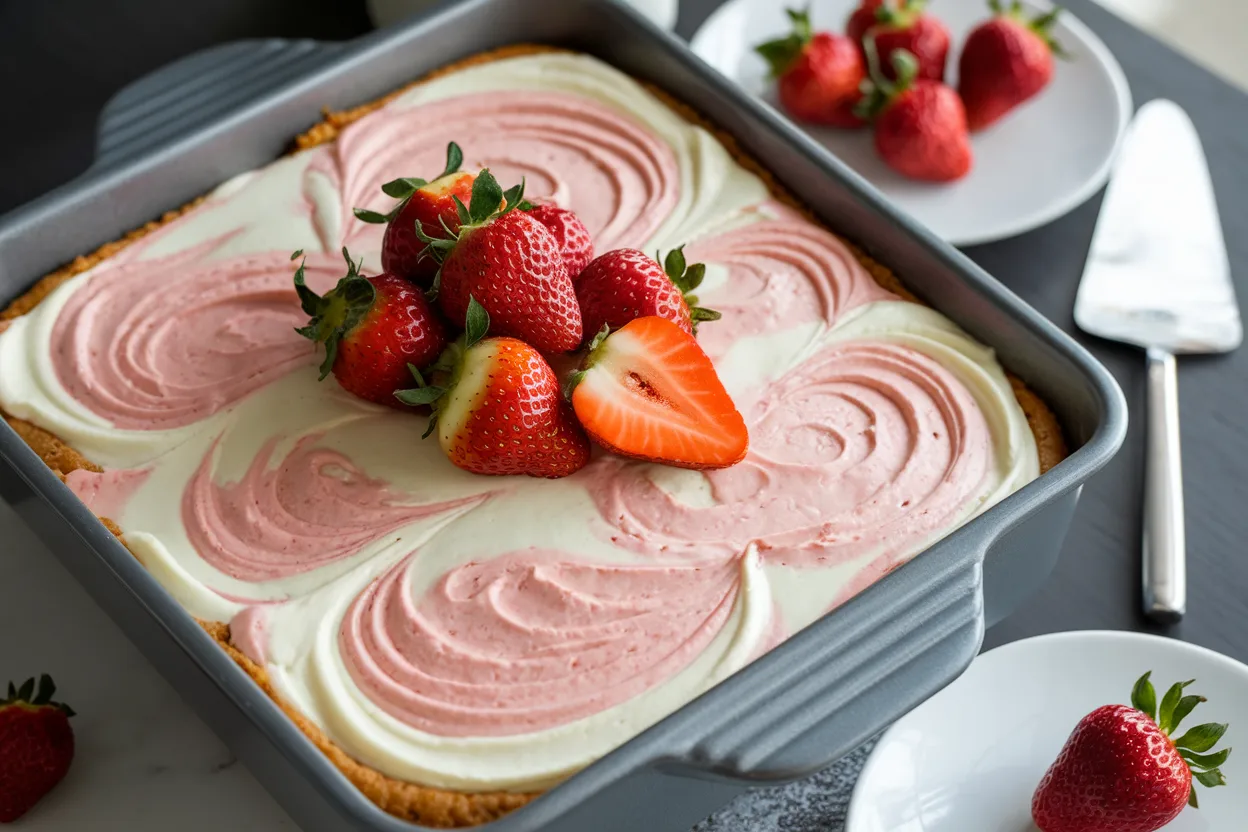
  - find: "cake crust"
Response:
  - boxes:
[0,44,1068,827]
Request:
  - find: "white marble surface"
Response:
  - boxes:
[0,499,295,830]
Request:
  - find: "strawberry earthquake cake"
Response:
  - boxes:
[0,46,1064,827]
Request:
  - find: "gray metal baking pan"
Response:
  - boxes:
[0,0,1127,829]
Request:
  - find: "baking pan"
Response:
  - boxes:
[0,0,1127,829]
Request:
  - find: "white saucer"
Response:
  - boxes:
[690,0,1132,246]
[845,631,1247,831]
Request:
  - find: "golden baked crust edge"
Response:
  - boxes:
[0,43,1069,827]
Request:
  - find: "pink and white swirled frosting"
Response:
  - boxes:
[0,52,1038,790]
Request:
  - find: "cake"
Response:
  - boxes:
[0,45,1065,828]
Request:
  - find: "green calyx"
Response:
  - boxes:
[394,296,490,436]
[988,0,1069,57]
[3,674,75,717]
[564,323,612,400]
[413,168,529,299]
[292,247,377,380]
[352,141,464,225]
[659,245,721,331]
[875,0,927,29]
[854,40,919,121]
[1130,671,1231,808]
[755,7,815,78]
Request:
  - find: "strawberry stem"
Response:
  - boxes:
[855,41,918,121]
[292,247,377,380]
[754,7,814,78]
[2,674,75,716]
[1128,671,1231,808]
[353,141,464,225]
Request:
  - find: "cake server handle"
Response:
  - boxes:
[1143,347,1185,623]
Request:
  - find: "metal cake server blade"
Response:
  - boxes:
[1075,99,1241,624]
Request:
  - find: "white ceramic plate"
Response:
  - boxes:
[690,0,1132,246]
[846,631,1248,831]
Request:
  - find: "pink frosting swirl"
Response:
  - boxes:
[65,467,151,519]
[311,90,679,256]
[685,212,896,360]
[339,551,743,736]
[51,246,343,430]
[587,340,993,567]
[183,435,483,582]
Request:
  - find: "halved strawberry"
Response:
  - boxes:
[353,142,473,289]
[396,299,590,478]
[294,248,448,406]
[419,170,582,354]
[525,202,594,279]
[569,316,748,469]
[576,246,720,342]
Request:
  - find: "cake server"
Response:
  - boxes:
[1075,99,1241,623]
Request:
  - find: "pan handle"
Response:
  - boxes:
[92,39,347,172]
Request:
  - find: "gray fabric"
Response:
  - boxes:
[694,740,877,832]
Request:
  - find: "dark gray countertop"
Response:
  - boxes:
[1,1,1245,830]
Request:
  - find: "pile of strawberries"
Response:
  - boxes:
[293,143,748,480]
[756,0,1066,182]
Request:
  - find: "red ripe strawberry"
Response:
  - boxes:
[576,247,720,343]
[959,1,1065,131]
[525,202,594,280]
[756,9,866,128]
[569,316,748,469]
[853,0,950,82]
[1032,672,1231,832]
[294,248,448,406]
[354,142,474,289]
[846,0,884,44]
[858,50,972,182]
[396,299,590,478]
[421,170,582,354]
[0,675,75,823]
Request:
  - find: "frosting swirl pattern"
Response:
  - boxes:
[49,246,343,431]
[314,90,680,257]
[340,551,746,736]
[183,435,482,582]
[587,339,992,567]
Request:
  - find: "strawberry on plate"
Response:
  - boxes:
[524,202,594,280]
[353,141,474,289]
[396,298,590,478]
[1032,671,1231,832]
[418,170,583,354]
[959,0,1065,131]
[848,0,950,82]
[858,48,973,182]
[756,8,866,128]
[576,246,720,343]
[0,675,75,823]
[569,316,748,469]
[294,247,448,406]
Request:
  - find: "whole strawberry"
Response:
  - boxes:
[858,49,972,182]
[959,1,1065,131]
[294,248,449,406]
[576,247,720,343]
[1033,672,1231,832]
[848,0,950,82]
[353,142,474,289]
[419,170,583,354]
[1,675,75,823]
[396,299,590,478]
[756,8,866,128]
[525,202,594,280]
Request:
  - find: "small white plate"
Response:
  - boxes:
[690,0,1132,246]
[846,631,1247,831]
